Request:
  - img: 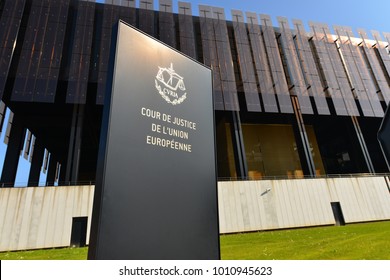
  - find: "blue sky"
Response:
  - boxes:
[179,0,389,35]
[1,0,389,186]
[0,108,48,186]
[97,0,390,35]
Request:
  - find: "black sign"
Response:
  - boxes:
[88,21,219,260]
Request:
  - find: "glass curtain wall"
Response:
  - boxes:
[216,120,326,180]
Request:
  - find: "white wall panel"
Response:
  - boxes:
[234,182,246,231]
[218,177,390,234]
[1,177,389,251]
[242,182,257,231]
[261,181,279,229]
[0,186,94,252]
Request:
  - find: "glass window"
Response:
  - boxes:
[305,125,325,176]
[216,122,237,179]
[242,124,302,178]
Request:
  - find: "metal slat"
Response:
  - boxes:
[0,101,6,136]
[292,19,330,115]
[4,111,13,145]
[96,3,121,104]
[39,0,70,102]
[0,0,26,99]
[246,12,279,113]
[95,3,136,104]
[23,130,32,160]
[55,162,61,183]
[358,29,390,104]
[42,149,49,174]
[260,14,294,114]
[309,22,352,116]
[139,0,154,35]
[178,2,196,59]
[212,7,239,111]
[277,17,313,114]
[333,26,376,117]
[11,0,70,103]
[159,0,176,48]
[341,26,383,117]
[198,5,225,111]
[29,135,36,162]
[67,1,96,104]
[231,10,261,112]
[121,0,136,8]
[372,30,390,82]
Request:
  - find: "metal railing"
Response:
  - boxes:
[1,172,390,188]
[0,180,96,188]
[217,172,390,181]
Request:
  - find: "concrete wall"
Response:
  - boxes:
[0,186,94,252]
[1,177,390,251]
[218,176,390,233]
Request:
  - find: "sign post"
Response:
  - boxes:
[88,21,219,260]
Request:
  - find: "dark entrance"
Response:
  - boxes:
[70,217,88,247]
[331,202,346,226]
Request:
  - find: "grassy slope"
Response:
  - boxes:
[1,221,389,260]
[220,221,390,260]
[0,247,88,260]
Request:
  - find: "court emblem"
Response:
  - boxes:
[155,63,187,105]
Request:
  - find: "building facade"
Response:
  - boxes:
[1,0,390,187]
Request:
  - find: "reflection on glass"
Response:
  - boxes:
[216,122,237,179]
[305,125,325,175]
[242,124,302,178]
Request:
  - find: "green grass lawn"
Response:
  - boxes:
[1,221,390,260]
[220,221,390,260]
[0,247,88,260]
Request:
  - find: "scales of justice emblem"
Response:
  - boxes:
[155,63,187,105]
